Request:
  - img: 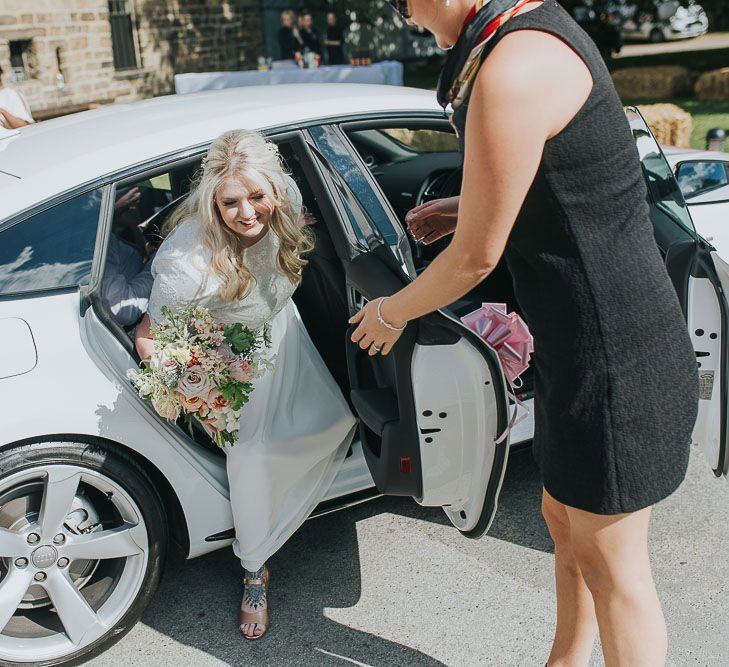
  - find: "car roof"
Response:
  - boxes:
[0,84,440,222]
[662,145,729,165]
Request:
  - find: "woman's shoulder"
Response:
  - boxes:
[152,217,209,274]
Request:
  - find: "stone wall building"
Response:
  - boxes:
[0,0,265,120]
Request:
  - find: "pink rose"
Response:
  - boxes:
[207,388,230,411]
[151,354,178,374]
[231,359,253,383]
[178,393,205,413]
[178,366,214,400]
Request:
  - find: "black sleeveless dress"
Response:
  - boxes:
[451,0,699,514]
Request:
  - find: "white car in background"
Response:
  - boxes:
[0,86,726,665]
[615,0,709,42]
[664,146,729,259]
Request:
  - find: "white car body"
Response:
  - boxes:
[0,86,724,665]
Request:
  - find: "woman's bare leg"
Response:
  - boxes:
[542,490,599,666]
[566,503,666,667]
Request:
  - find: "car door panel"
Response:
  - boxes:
[689,250,729,477]
[345,247,510,536]
[306,131,511,536]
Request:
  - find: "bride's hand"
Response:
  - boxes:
[405,196,459,245]
[348,298,406,356]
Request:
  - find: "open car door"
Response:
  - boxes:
[628,109,728,480]
[303,125,511,537]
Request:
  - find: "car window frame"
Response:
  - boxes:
[315,117,458,276]
[625,106,699,241]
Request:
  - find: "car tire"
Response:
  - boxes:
[0,438,167,666]
[649,27,665,43]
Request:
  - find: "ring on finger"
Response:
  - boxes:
[371,343,382,353]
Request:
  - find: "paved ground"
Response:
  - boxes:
[90,445,729,667]
[616,32,729,58]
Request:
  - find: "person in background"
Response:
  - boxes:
[324,11,345,65]
[102,187,156,327]
[0,64,34,129]
[299,10,322,56]
[277,9,304,61]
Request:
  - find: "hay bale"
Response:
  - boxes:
[611,66,692,100]
[694,67,729,101]
[635,103,693,148]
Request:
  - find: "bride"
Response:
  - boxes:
[134,129,356,640]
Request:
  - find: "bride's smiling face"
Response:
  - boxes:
[214,172,275,244]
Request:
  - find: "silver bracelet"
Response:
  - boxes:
[377,297,406,332]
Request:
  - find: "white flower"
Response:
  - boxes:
[152,392,181,421]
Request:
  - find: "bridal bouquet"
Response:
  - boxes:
[128,305,273,447]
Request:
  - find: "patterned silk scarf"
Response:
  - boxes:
[436,0,535,111]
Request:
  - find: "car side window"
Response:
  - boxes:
[0,189,102,296]
[381,128,459,153]
[308,124,400,246]
[676,161,729,199]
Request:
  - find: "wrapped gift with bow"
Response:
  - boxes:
[461,302,533,385]
[461,303,534,443]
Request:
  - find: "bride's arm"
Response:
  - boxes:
[135,239,203,362]
[134,313,155,362]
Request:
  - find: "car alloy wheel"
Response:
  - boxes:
[0,441,166,666]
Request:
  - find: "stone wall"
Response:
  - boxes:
[0,0,264,120]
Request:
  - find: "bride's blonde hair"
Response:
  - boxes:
[163,129,314,301]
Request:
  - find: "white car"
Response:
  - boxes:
[664,146,729,260]
[615,0,709,42]
[0,85,725,665]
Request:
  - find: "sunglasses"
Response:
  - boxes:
[388,0,412,19]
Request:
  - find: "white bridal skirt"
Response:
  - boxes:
[224,300,357,571]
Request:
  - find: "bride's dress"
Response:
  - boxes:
[147,215,357,571]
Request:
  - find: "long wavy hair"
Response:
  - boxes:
[163,129,314,302]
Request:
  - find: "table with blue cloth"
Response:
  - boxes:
[174,61,404,94]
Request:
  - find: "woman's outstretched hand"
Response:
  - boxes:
[405,196,459,245]
[349,297,406,356]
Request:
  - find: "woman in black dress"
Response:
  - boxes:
[277,9,304,61]
[324,11,346,65]
[350,1,699,665]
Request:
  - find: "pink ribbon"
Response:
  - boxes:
[461,303,534,444]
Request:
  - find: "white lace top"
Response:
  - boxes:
[147,178,303,330]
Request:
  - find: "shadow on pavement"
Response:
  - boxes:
[141,448,549,666]
[142,503,447,667]
[375,446,554,553]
